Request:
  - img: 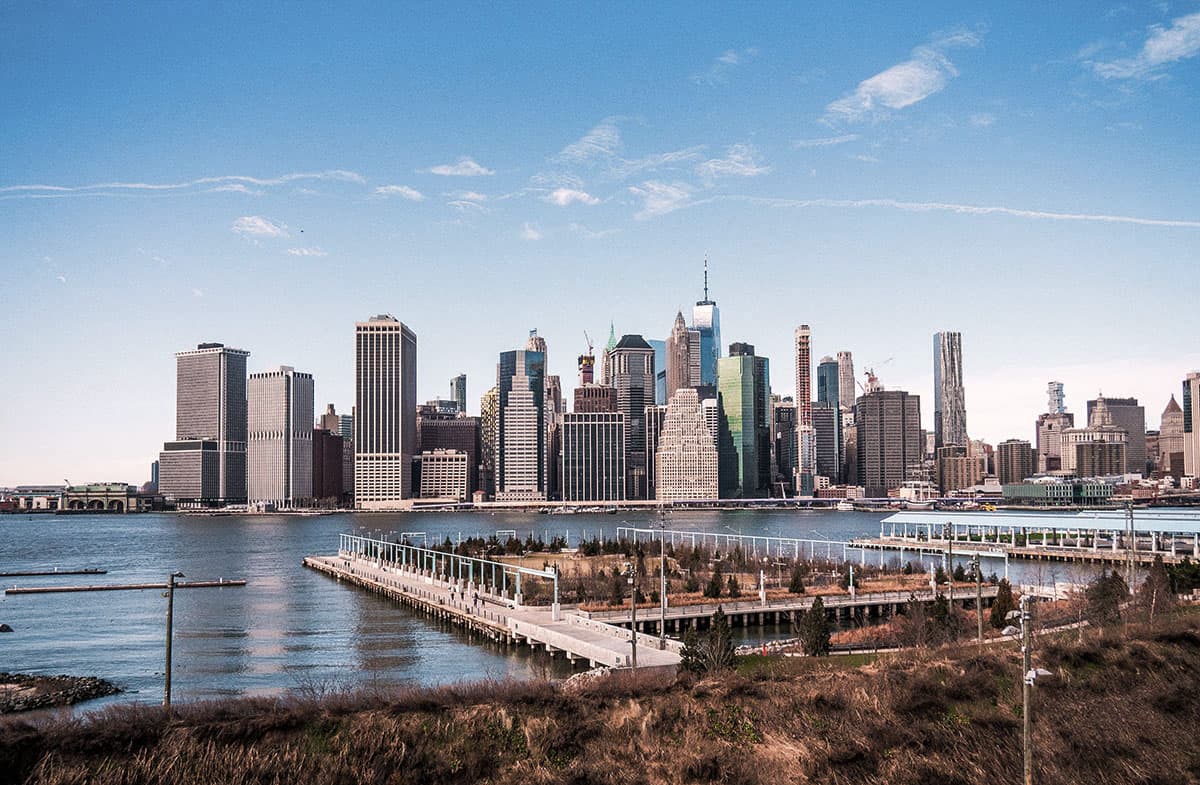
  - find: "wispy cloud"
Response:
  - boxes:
[192,288,204,298]
[545,187,600,206]
[969,112,996,127]
[520,222,543,241]
[691,48,757,85]
[628,181,693,220]
[1090,11,1200,78]
[569,222,619,239]
[287,247,328,257]
[208,183,263,195]
[374,184,426,200]
[426,158,495,177]
[231,215,288,238]
[792,134,860,148]
[695,144,770,182]
[704,195,1200,229]
[557,118,622,162]
[56,275,67,284]
[0,170,365,198]
[610,147,705,180]
[852,154,881,163]
[823,29,983,124]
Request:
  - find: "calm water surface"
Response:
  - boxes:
[0,508,1080,710]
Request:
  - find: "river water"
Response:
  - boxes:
[0,507,1098,710]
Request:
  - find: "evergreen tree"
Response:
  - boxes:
[1086,569,1126,625]
[726,574,742,598]
[952,563,967,582]
[679,628,704,674]
[685,573,701,593]
[903,561,914,575]
[989,579,1015,630]
[934,565,948,585]
[678,608,737,674]
[704,565,724,599]
[789,565,806,594]
[799,596,831,656]
[609,571,625,607]
[1139,554,1175,622]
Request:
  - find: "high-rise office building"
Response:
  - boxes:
[665,310,702,401]
[816,356,842,481]
[1060,396,1128,476]
[656,388,719,501]
[318,403,340,433]
[561,412,626,502]
[450,374,467,414]
[1086,396,1146,474]
[338,412,353,440]
[774,398,797,489]
[574,384,617,413]
[1182,373,1200,477]
[312,427,347,504]
[416,450,469,500]
[856,388,923,498]
[649,339,667,405]
[354,315,417,508]
[717,343,770,498]
[247,366,314,508]
[793,325,814,494]
[418,412,481,495]
[692,261,721,388]
[644,404,668,498]
[996,439,1035,486]
[933,331,968,449]
[1036,411,1075,473]
[813,401,840,482]
[836,351,856,412]
[496,349,547,500]
[480,386,498,497]
[610,335,655,499]
[159,342,250,505]
[1047,381,1066,414]
[1159,395,1185,477]
[817,356,839,406]
[936,445,980,493]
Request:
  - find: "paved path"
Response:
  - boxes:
[305,553,680,669]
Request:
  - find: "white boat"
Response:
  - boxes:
[835,500,855,512]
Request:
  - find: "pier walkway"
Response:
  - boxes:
[304,539,679,669]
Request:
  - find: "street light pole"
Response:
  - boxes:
[974,555,984,644]
[659,506,668,650]
[628,563,638,669]
[1021,595,1033,785]
[164,571,184,707]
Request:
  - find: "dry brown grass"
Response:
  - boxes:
[4,615,1200,784]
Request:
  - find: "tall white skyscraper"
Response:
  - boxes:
[1047,381,1066,415]
[933,331,968,449]
[248,366,314,508]
[354,315,417,508]
[496,349,547,500]
[837,351,855,411]
[656,388,719,501]
[794,325,815,494]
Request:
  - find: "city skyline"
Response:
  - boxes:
[3,4,1200,484]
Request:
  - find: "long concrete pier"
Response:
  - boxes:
[304,546,680,669]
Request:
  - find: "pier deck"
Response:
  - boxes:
[304,553,680,669]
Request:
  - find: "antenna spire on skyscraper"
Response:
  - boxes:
[703,256,709,301]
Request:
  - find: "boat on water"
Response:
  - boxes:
[835,500,855,512]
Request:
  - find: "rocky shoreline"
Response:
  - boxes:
[0,673,121,714]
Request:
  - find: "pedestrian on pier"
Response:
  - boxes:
[473,591,479,609]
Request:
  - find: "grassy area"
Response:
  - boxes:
[4,614,1199,784]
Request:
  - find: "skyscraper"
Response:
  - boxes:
[793,325,814,494]
[812,401,840,482]
[996,439,1035,486]
[1181,373,1200,477]
[248,366,314,508]
[933,331,968,449]
[1036,385,1075,474]
[450,374,467,414]
[354,315,417,508]
[1047,381,1066,414]
[338,412,354,440]
[561,412,626,502]
[1159,395,1185,477]
[692,261,721,388]
[1086,396,1146,474]
[717,343,770,498]
[159,342,250,505]
[656,388,719,501]
[496,350,547,500]
[836,351,855,412]
[665,310,701,400]
[817,356,839,406]
[644,404,667,498]
[318,403,340,432]
[1060,396,1128,476]
[480,386,498,497]
[856,388,923,498]
[773,398,797,488]
[610,335,655,498]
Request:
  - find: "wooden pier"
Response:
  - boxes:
[5,579,246,595]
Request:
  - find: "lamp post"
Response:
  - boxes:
[628,562,637,669]
[163,571,185,707]
[659,506,668,650]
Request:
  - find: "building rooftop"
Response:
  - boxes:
[614,334,652,350]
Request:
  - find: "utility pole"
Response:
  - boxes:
[164,571,184,707]
[1124,502,1135,592]
[1021,595,1033,785]
[628,563,638,669]
[974,555,984,644]
[945,522,953,609]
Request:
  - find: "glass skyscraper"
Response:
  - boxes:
[692,261,721,388]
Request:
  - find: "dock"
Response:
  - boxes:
[5,579,246,595]
[304,536,680,669]
[0,569,107,578]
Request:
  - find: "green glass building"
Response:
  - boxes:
[717,343,771,498]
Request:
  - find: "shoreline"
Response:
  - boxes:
[0,673,121,715]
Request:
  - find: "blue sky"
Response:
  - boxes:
[2,3,1199,485]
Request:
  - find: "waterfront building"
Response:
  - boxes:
[656,388,719,501]
[561,412,626,502]
[59,483,144,513]
[159,342,249,505]
[692,261,721,388]
[936,445,981,494]
[416,449,469,500]
[813,401,840,483]
[1076,442,1126,479]
[1036,411,1075,473]
[496,349,547,501]
[418,412,481,495]
[610,334,655,499]
[354,315,417,508]
[148,461,159,493]
[1060,396,1128,476]
[480,386,498,497]
[312,427,346,505]
[1086,396,1146,474]
[1002,477,1114,506]
[836,351,856,412]
[996,439,1035,486]
[450,374,467,414]
[1159,395,1185,477]
[933,331,968,450]
[716,344,770,498]
[856,388,922,498]
[644,404,668,498]
[248,366,314,508]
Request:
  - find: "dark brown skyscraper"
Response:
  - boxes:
[856,389,922,498]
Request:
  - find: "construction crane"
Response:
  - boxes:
[583,330,594,357]
[856,357,893,395]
